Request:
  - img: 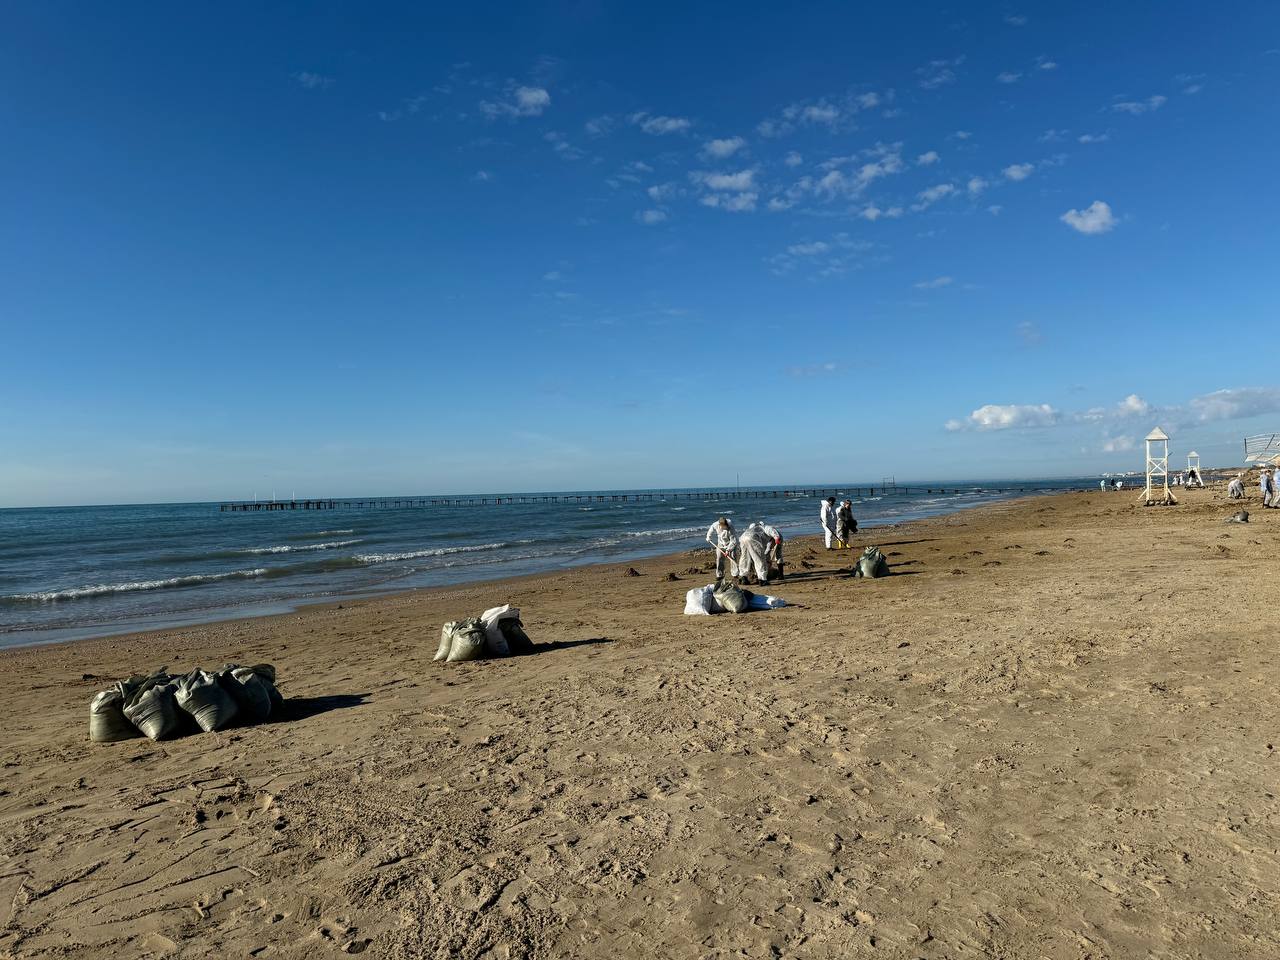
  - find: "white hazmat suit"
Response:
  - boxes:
[738,522,783,584]
[819,499,837,549]
[706,519,738,577]
[1227,476,1244,499]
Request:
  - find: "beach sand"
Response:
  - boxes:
[1,489,1277,958]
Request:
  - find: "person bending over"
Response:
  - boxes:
[705,516,737,577]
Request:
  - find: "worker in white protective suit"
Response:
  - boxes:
[1227,475,1245,499]
[820,497,837,549]
[706,517,738,577]
[1262,470,1274,507]
[738,521,783,584]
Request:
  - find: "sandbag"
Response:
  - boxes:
[175,669,240,732]
[499,618,535,655]
[746,593,787,611]
[89,688,141,742]
[854,546,890,579]
[217,666,274,723]
[684,585,716,615]
[480,604,520,657]
[124,680,183,741]
[713,580,751,614]
[443,619,488,663]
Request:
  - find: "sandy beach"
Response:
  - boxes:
[1,488,1277,959]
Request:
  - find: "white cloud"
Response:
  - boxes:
[481,85,552,119]
[802,103,840,124]
[647,182,676,201]
[1038,59,1059,71]
[858,92,881,109]
[1112,95,1167,115]
[584,115,615,137]
[1061,200,1117,235]
[542,270,562,281]
[860,204,903,221]
[918,56,964,90]
[997,71,1022,84]
[767,196,794,211]
[1116,394,1150,416]
[917,150,940,165]
[946,403,1059,432]
[952,130,972,140]
[701,191,758,212]
[472,170,492,182]
[1003,163,1034,181]
[293,71,333,90]
[630,112,692,135]
[1103,435,1136,453]
[1016,321,1043,345]
[1005,13,1027,25]
[544,131,585,160]
[912,182,956,210]
[1189,387,1280,423]
[703,136,746,159]
[784,150,803,167]
[987,204,1003,215]
[1078,132,1109,144]
[967,176,988,195]
[697,169,756,191]
[788,361,840,378]
[1039,129,1068,142]
[915,276,954,289]
[635,209,668,225]
[787,241,830,256]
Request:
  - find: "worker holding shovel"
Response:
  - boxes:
[705,516,738,578]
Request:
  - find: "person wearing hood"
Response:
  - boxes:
[738,521,783,584]
[1262,469,1275,507]
[1227,475,1245,499]
[835,500,857,548]
[706,517,738,577]
[819,496,837,549]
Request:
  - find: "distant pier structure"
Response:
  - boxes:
[217,482,1043,512]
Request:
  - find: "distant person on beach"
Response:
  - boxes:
[835,500,856,547]
[706,517,738,577]
[820,497,837,549]
[1261,470,1274,507]
[1228,475,1245,499]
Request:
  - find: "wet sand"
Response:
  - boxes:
[1,488,1277,958]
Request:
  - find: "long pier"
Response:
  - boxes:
[218,485,1044,512]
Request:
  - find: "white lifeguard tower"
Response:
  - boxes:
[1139,427,1177,505]
[1185,450,1204,488]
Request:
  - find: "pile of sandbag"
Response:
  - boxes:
[852,546,890,578]
[434,604,534,663]
[683,580,787,615]
[88,663,282,743]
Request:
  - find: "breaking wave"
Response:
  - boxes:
[4,568,269,604]
[353,541,532,565]
[237,539,362,555]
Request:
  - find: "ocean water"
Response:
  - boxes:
[0,481,1090,647]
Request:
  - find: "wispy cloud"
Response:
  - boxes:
[967,176,988,196]
[918,56,964,90]
[1016,321,1043,346]
[783,151,803,167]
[700,191,758,212]
[481,85,551,119]
[1037,56,1058,71]
[997,71,1022,84]
[911,182,956,211]
[788,361,841,378]
[472,170,492,182]
[917,150,940,165]
[1005,13,1028,26]
[1002,163,1034,181]
[694,169,757,192]
[1189,387,1280,423]
[544,131,585,160]
[757,90,884,138]
[702,136,746,159]
[293,71,333,90]
[1061,200,1117,234]
[768,233,874,277]
[630,112,691,135]
[635,209,668,225]
[1077,132,1110,144]
[1111,95,1167,115]
[860,204,904,221]
[915,275,954,289]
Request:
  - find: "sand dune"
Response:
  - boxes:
[1,489,1278,958]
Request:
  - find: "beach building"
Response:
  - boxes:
[1140,427,1177,505]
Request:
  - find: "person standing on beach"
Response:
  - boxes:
[1261,469,1274,507]
[835,500,856,548]
[820,497,837,549]
[706,517,737,577]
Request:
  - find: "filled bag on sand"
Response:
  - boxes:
[746,593,787,611]
[498,618,534,655]
[124,680,184,741]
[479,604,520,657]
[217,666,275,723]
[684,584,717,615]
[175,669,240,732]
[854,546,890,579]
[713,580,751,614]
[443,619,488,663]
[89,687,141,742]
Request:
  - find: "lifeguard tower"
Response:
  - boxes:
[1139,427,1178,505]
[1185,450,1204,488]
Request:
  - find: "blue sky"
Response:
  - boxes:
[2,2,1279,506]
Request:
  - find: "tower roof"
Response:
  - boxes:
[1145,427,1169,441]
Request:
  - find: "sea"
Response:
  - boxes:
[0,480,1092,648]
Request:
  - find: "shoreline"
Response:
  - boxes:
[4,486,1276,958]
[0,492,1055,652]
